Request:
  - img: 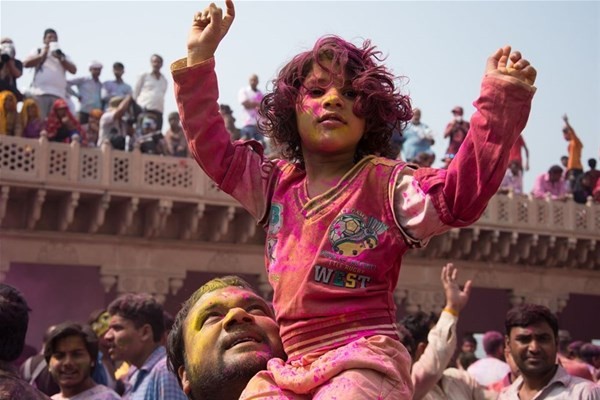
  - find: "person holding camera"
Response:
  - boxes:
[23,28,77,120]
[0,37,24,102]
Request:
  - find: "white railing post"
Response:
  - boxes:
[68,135,81,182]
[100,140,112,188]
[37,133,49,182]
[130,145,142,190]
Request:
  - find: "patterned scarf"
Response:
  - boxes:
[45,98,85,143]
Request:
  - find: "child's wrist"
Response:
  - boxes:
[187,48,213,67]
[443,306,459,317]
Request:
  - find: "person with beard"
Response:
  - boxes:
[166,276,286,400]
[104,293,186,400]
[499,304,600,400]
[45,322,120,400]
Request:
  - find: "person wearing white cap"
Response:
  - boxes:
[67,60,103,124]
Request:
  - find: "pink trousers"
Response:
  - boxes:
[239,335,413,399]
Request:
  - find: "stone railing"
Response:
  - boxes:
[0,134,234,204]
[2,135,599,249]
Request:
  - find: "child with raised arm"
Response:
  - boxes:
[171,1,536,398]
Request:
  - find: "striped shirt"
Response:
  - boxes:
[122,346,186,400]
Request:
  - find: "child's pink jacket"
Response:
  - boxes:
[172,57,535,361]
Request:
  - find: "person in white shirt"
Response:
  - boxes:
[133,54,167,130]
[499,304,600,400]
[45,322,120,400]
[237,73,264,143]
[23,28,77,119]
[468,331,511,386]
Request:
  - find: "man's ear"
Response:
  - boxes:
[140,323,154,342]
[178,366,191,395]
[415,342,427,362]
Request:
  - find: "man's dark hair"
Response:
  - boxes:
[0,284,30,361]
[505,304,559,338]
[43,28,57,38]
[151,54,163,63]
[166,276,257,385]
[108,293,164,342]
[462,332,477,347]
[163,310,175,333]
[113,62,124,69]
[548,165,563,175]
[567,340,584,359]
[396,323,416,360]
[483,330,505,355]
[399,311,437,347]
[588,158,597,170]
[43,322,98,365]
[580,343,600,365]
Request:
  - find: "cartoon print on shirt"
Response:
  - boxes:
[328,211,388,256]
[267,237,278,266]
[268,204,283,234]
[266,204,283,266]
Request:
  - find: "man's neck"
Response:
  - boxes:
[519,365,558,400]
[131,343,161,369]
[61,377,96,398]
[151,70,161,79]
[196,381,247,400]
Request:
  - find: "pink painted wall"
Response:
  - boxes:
[558,294,600,342]
[4,263,117,354]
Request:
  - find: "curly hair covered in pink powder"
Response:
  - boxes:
[260,35,412,163]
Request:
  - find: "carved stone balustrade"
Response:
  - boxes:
[1,135,599,304]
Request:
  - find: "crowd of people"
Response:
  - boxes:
[1,27,598,203]
[0,29,187,158]
[2,263,599,400]
[396,109,600,204]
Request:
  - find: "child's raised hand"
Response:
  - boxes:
[485,45,537,86]
[187,0,235,65]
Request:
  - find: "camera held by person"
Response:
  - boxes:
[49,42,66,61]
[0,42,15,64]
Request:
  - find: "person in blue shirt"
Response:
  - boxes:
[105,293,186,400]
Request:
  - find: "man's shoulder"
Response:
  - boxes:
[442,367,472,381]
[238,85,250,95]
[0,370,50,400]
[561,372,600,394]
[100,111,116,123]
[141,347,170,377]
[468,356,507,371]
[145,355,186,398]
[149,354,169,373]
